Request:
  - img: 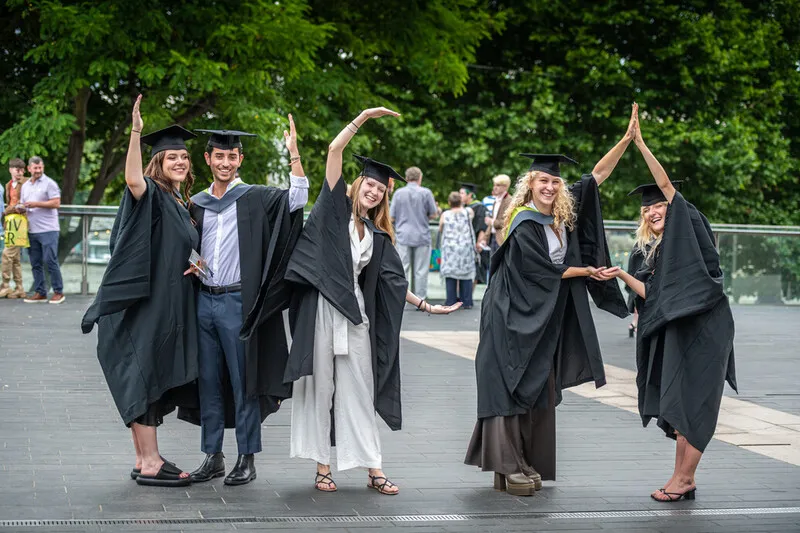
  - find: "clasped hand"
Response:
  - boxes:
[587,266,621,281]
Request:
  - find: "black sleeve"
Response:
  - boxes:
[571,174,629,318]
[284,178,362,325]
[638,193,727,338]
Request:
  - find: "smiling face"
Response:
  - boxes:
[642,201,668,234]
[28,161,44,180]
[161,149,191,184]
[358,176,387,212]
[529,171,562,211]
[204,147,243,183]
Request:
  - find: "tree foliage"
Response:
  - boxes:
[1,0,798,228]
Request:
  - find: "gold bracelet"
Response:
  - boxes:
[288,155,301,166]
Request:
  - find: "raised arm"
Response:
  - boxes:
[125,95,147,200]
[325,107,400,190]
[284,113,309,212]
[633,109,676,203]
[592,103,638,186]
[285,113,305,178]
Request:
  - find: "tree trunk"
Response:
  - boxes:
[60,87,91,205]
[56,95,214,267]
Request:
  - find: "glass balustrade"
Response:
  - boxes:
[3,206,796,305]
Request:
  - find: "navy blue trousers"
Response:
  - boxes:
[198,291,262,455]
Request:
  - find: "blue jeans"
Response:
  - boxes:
[28,231,63,295]
[445,277,473,307]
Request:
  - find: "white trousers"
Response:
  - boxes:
[396,243,431,300]
[290,296,382,471]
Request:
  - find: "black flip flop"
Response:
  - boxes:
[136,460,191,487]
[130,456,174,480]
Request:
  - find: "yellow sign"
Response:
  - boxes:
[3,214,29,248]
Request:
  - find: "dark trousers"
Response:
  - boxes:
[28,231,63,295]
[445,277,473,307]
[198,291,261,455]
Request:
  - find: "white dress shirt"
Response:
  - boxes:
[202,175,309,287]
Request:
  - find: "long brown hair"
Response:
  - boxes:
[348,176,395,243]
[143,150,195,209]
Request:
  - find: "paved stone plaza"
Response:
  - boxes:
[0,297,798,532]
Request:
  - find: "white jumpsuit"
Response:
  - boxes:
[290,215,382,471]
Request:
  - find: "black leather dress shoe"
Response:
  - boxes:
[224,454,256,486]
[190,453,225,483]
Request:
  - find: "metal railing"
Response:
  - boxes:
[50,205,800,296]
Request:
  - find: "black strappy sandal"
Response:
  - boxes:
[315,472,338,492]
[651,488,696,501]
[367,474,399,495]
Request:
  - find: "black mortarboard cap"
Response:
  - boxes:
[195,129,258,151]
[140,125,196,156]
[353,155,405,187]
[627,181,683,206]
[519,154,578,177]
[460,182,478,194]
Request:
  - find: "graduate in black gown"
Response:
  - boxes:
[284,107,460,496]
[179,121,307,486]
[81,95,199,486]
[464,107,636,496]
[596,105,737,502]
[624,245,645,337]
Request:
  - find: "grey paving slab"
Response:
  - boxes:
[0,297,799,533]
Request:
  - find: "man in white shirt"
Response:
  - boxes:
[185,120,308,487]
[20,156,65,304]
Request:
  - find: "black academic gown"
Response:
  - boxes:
[625,246,645,313]
[468,176,627,479]
[177,184,304,428]
[284,178,408,432]
[475,175,628,419]
[469,200,489,284]
[634,192,737,452]
[81,178,200,426]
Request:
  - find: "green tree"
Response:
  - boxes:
[0,0,503,260]
[376,0,800,226]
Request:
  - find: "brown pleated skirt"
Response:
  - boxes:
[464,370,557,480]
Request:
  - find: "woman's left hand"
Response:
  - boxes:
[624,102,639,142]
[427,302,463,314]
[284,113,298,155]
[590,266,621,281]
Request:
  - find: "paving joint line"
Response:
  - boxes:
[2,507,800,527]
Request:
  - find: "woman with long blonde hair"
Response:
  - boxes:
[284,107,459,496]
[465,106,637,496]
[82,95,200,487]
[596,106,736,502]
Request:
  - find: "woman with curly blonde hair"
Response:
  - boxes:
[465,105,638,496]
